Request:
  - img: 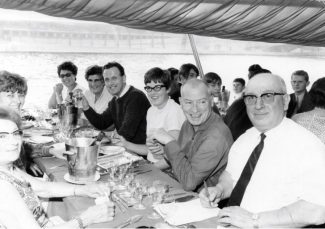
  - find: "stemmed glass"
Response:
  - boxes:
[133,182,147,210]
[147,180,168,219]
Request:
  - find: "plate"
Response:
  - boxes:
[28,136,54,144]
[100,146,125,155]
[63,172,100,185]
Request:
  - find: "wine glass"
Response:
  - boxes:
[147,180,168,219]
[133,182,147,210]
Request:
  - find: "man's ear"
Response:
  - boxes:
[306,81,310,88]
[283,94,290,111]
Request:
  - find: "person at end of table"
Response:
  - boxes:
[199,73,325,228]
[81,61,151,145]
[0,106,114,229]
[48,61,85,109]
[293,77,325,144]
[116,67,186,169]
[0,70,61,176]
[286,70,314,118]
[150,79,233,192]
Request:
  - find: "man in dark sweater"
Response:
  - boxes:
[82,62,150,144]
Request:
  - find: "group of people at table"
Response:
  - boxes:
[0,59,324,228]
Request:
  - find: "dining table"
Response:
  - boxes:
[23,115,219,228]
[33,154,219,228]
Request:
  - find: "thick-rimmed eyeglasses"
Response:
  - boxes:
[243,92,285,105]
[0,130,23,139]
[59,73,73,79]
[144,85,166,92]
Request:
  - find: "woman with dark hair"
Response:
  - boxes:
[0,106,114,228]
[293,77,325,144]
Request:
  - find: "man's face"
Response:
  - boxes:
[245,74,289,133]
[291,74,309,94]
[180,85,212,126]
[87,74,104,96]
[0,91,25,112]
[103,67,126,96]
[59,69,76,88]
[233,82,244,94]
[207,81,221,97]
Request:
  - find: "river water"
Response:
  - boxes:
[0,52,324,109]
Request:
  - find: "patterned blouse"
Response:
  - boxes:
[0,170,48,227]
[292,107,325,144]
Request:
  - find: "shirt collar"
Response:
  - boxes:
[116,84,130,98]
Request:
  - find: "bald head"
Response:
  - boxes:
[180,79,213,128]
[244,73,290,133]
[181,78,210,97]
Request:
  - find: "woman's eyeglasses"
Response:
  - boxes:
[144,85,166,92]
[0,129,23,139]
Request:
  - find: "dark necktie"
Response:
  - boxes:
[227,133,266,206]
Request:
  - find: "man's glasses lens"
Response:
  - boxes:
[243,93,284,105]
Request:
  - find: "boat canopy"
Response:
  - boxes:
[1,0,325,47]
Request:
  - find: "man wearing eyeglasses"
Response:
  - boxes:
[48,61,85,109]
[200,73,325,228]
[82,62,150,145]
[151,79,233,192]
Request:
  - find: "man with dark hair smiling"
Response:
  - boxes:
[82,62,150,144]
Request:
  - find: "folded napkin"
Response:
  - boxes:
[154,198,220,226]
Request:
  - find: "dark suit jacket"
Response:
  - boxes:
[286,91,314,118]
[223,98,253,141]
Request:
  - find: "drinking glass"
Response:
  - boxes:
[147,180,168,219]
[133,182,147,210]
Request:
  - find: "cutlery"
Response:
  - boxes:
[116,215,142,228]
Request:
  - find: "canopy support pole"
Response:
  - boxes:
[188,34,204,78]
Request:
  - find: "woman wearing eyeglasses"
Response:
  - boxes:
[116,67,185,169]
[0,107,114,229]
[48,61,85,109]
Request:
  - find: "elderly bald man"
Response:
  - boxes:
[151,79,233,192]
[200,73,325,228]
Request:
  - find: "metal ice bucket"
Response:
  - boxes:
[57,104,78,128]
[65,137,99,182]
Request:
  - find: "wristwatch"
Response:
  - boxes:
[252,213,259,228]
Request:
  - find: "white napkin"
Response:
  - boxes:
[28,136,54,144]
[154,198,220,226]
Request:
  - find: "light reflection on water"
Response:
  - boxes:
[0,52,324,109]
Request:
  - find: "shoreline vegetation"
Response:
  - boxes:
[1,19,325,57]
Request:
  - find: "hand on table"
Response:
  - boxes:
[217,206,254,228]
[199,185,223,208]
[146,138,164,155]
